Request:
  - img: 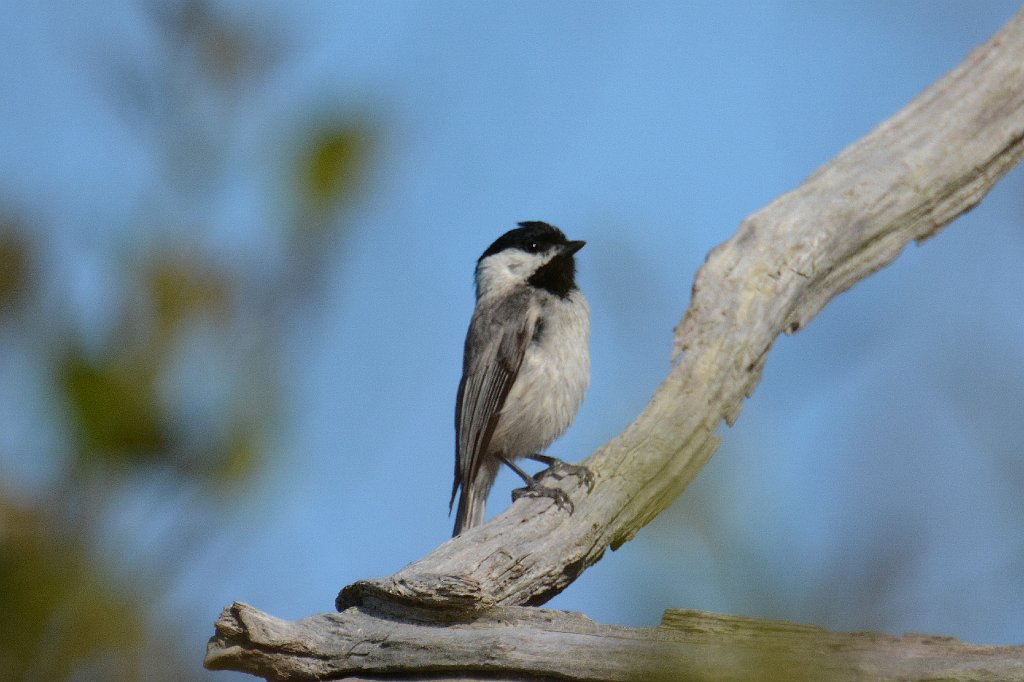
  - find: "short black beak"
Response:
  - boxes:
[565,240,585,255]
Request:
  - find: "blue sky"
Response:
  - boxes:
[2,2,1023,678]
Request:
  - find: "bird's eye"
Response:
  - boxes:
[527,241,540,252]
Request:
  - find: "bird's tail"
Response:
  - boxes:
[452,483,485,537]
[452,461,500,536]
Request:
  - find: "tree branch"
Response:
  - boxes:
[337,6,1024,614]
[205,602,1024,681]
[206,7,1024,680]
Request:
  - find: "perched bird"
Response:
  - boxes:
[450,221,590,536]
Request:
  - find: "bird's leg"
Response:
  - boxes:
[499,455,574,514]
[526,453,595,491]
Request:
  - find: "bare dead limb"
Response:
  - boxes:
[205,602,1024,681]
[206,7,1024,681]
[337,6,1024,614]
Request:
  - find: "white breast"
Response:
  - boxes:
[490,289,590,459]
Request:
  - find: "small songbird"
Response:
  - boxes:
[450,221,590,536]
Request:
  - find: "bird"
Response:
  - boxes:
[450,221,590,536]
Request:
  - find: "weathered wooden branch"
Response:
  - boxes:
[206,8,1024,681]
[206,602,1024,682]
[336,5,1024,615]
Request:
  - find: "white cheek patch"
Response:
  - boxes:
[477,250,551,295]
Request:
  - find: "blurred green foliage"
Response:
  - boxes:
[0,500,145,680]
[53,255,237,467]
[0,1,374,680]
[0,229,30,314]
[148,256,232,337]
[300,123,372,212]
[60,350,170,460]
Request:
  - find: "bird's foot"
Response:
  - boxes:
[527,454,595,491]
[511,480,574,514]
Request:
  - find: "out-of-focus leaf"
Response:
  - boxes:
[298,121,373,215]
[214,426,261,486]
[0,498,144,680]
[156,0,283,87]
[147,256,232,337]
[58,349,169,462]
[0,229,30,314]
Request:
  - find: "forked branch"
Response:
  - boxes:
[336,6,1024,614]
[206,8,1024,681]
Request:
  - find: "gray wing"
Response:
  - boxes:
[451,293,532,511]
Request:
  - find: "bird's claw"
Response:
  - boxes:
[511,483,574,514]
[532,455,595,492]
[544,461,595,491]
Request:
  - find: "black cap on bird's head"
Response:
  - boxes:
[477,221,585,299]
[479,221,584,262]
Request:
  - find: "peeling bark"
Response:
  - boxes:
[206,8,1024,681]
